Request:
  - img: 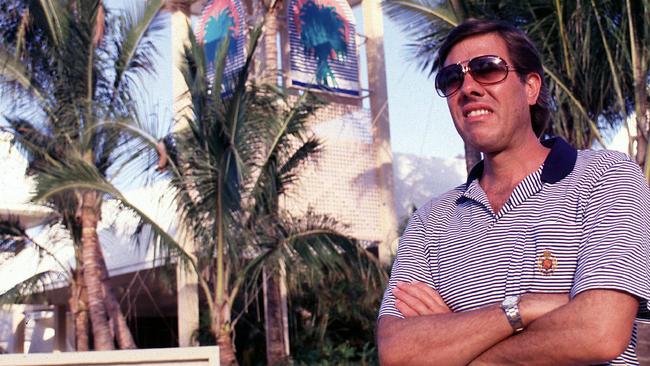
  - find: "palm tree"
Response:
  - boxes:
[0,0,165,350]
[382,0,649,178]
[162,23,385,364]
[27,15,386,365]
[586,0,650,178]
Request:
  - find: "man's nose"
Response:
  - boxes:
[459,71,485,97]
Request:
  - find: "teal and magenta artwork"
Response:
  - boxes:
[288,0,360,96]
[195,0,246,93]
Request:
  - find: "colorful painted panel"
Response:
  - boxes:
[288,0,360,97]
[195,0,246,92]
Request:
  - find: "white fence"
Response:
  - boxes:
[0,346,220,366]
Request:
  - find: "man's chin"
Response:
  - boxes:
[464,136,502,155]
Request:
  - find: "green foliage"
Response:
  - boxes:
[288,265,383,365]
[283,230,386,365]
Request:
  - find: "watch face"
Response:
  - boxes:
[503,296,518,307]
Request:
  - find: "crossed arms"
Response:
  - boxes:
[377,282,638,365]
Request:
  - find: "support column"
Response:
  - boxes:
[171,10,194,133]
[258,4,279,84]
[361,0,399,265]
[171,10,200,348]
[11,306,25,353]
[52,305,67,352]
[260,7,291,363]
[177,261,199,347]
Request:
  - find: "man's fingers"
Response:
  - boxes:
[412,281,450,311]
[397,282,439,311]
[396,282,450,313]
[392,281,451,315]
[395,298,419,317]
[393,287,432,315]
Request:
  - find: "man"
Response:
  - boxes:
[377,19,650,365]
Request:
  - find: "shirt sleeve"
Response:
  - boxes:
[571,158,650,311]
[378,211,436,319]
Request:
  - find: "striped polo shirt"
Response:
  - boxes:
[379,137,650,365]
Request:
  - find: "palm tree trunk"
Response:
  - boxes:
[213,178,237,364]
[624,0,650,178]
[79,190,114,350]
[69,267,90,351]
[93,239,137,349]
[263,266,289,365]
[212,302,237,365]
[103,283,136,349]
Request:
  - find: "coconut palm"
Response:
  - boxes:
[0,0,166,350]
[161,23,385,364]
[25,16,385,365]
[586,0,650,178]
[382,0,650,178]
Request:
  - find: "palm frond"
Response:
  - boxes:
[0,216,28,254]
[33,0,68,47]
[276,137,321,195]
[0,270,67,304]
[225,24,263,144]
[0,46,49,105]
[246,89,323,210]
[111,0,165,99]
[32,154,201,277]
[239,209,386,304]
[381,0,458,73]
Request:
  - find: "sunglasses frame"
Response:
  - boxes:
[435,55,518,98]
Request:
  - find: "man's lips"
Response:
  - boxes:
[462,104,494,118]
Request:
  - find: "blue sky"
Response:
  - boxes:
[354,9,465,160]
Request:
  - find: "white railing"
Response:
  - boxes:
[0,346,219,366]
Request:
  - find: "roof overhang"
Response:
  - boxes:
[0,204,57,229]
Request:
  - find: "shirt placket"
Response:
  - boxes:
[501,171,544,295]
[460,169,545,295]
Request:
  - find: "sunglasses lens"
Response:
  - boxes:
[436,65,464,97]
[468,56,508,84]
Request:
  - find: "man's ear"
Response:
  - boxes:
[525,73,542,106]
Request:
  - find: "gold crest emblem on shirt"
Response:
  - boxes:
[537,250,557,276]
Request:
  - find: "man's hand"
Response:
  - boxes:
[383,283,580,365]
[392,281,568,324]
[470,290,638,365]
[392,281,451,316]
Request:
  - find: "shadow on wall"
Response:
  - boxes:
[392,153,466,218]
[0,308,14,353]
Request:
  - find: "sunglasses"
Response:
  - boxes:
[435,55,518,97]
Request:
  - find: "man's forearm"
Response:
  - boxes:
[378,304,513,366]
[471,290,638,365]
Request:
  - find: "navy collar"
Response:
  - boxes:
[465,137,577,185]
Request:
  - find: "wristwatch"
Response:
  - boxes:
[501,295,524,333]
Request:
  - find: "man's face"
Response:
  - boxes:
[443,33,541,155]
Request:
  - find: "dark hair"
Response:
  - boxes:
[433,19,551,137]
